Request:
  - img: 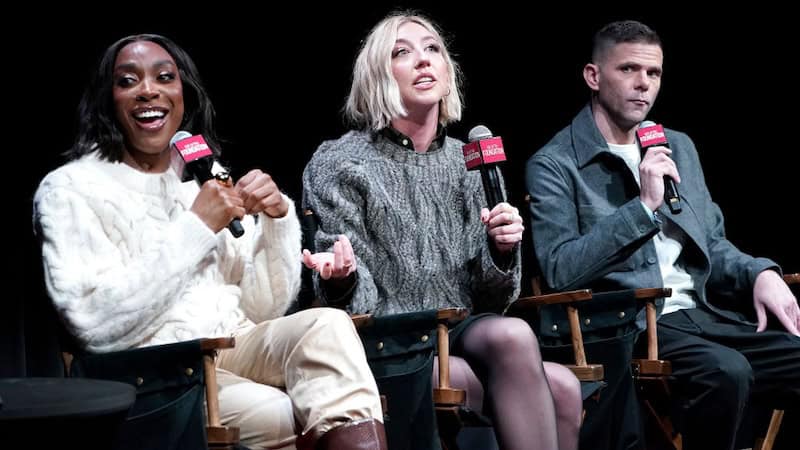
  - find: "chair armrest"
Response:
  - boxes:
[200,337,235,352]
[436,307,469,326]
[506,289,592,315]
[350,314,373,328]
[350,308,469,329]
[784,273,799,285]
[632,288,673,301]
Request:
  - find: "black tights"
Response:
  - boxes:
[436,316,582,450]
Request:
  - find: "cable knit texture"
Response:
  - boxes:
[34,152,302,353]
[303,130,521,316]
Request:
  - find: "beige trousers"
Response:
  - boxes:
[216,308,382,449]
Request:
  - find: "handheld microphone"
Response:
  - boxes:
[636,121,682,214]
[170,131,245,237]
[462,125,507,207]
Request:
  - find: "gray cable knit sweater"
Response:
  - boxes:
[302,130,521,316]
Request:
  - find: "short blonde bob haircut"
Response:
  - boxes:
[346,12,463,131]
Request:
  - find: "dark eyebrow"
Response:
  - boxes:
[114,59,176,73]
[619,60,661,69]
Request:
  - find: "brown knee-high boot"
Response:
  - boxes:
[296,418,388,450]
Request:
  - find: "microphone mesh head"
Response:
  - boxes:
[640,120,656,127]
[468,125,493,142]
[170,130,192,147]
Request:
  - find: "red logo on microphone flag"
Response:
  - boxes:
[173,135,213,162]
[636,124,668,148]
[462,136,507,170]
[479,137,506,164]
[463,141,483,170]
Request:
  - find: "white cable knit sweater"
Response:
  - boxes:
[34,152,302,353]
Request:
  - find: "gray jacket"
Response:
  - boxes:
[525,105,777,336]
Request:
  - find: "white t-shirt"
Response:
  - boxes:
[607,143,697,313]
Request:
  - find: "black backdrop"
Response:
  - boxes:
[6,4,798,376]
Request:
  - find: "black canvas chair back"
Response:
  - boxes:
[69,339,210,450]
[357,309,442,450]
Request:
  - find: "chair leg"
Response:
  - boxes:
[755,409,784,450]
[641,398,681,450]
[435,406,463,450]
[440,436,461,450]
[205,353,240,449]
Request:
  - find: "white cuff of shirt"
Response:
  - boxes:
[640,201,662,226]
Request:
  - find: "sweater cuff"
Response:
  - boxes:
[489,242,518,272]
[176,211,218,265]
[321,272,358,307]
[260,195,301,242]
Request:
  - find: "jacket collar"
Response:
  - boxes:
[571,103,615,168]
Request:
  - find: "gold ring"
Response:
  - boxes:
[214,172,232,187]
